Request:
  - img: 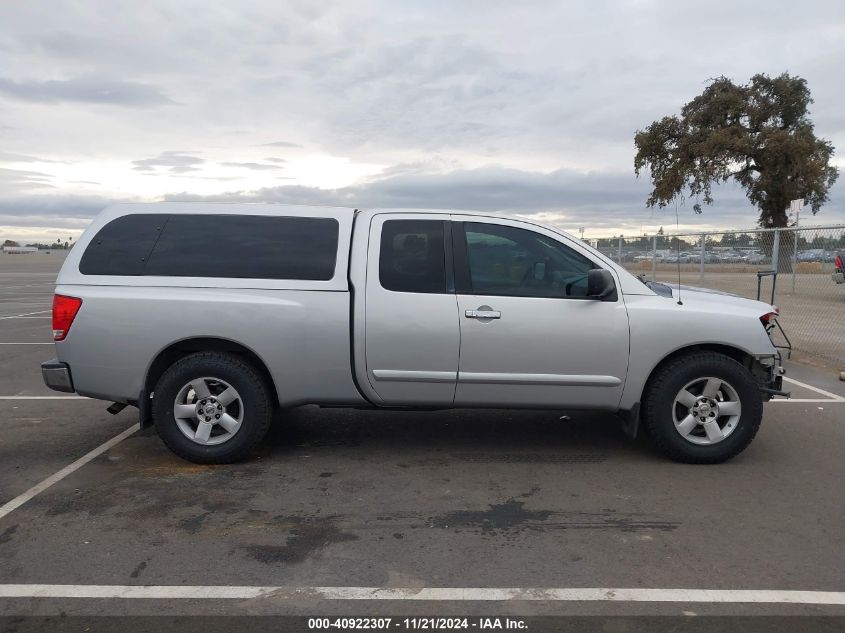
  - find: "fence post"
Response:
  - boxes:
[651,235,657,280]
[791,227,798,294]
[618,236,622,264]
[772,229,780,278]
[699,234,705,279]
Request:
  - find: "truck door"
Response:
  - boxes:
[451,217,629,409]
[364,214,460,405]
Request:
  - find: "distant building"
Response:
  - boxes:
[2,246,38,254]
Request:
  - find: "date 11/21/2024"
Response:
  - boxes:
[307,617,528,630]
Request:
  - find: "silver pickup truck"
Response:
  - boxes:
[42,203,786,464]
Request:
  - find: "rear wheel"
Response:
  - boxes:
[153,352,273,463]
[643,352,763,464]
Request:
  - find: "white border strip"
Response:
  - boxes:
[0,425,136,521]
[783,377,845,401]
[0,586,842,604]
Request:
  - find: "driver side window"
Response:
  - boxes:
[461,222,594,298]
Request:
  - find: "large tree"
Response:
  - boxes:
[634,73,838,228]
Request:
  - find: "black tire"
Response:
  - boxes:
[643,352,763,464]
[153,352,273,464]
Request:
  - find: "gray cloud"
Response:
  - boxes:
[0,0,843,235]
[220,161,283,171]
[164,164,845,232]
[132,151,204,174]
[0,76,177,107]
[0,151,60,163]
[259,141,303,148]
[0,166,54,191]
[0,192,111,229]
[3,162,843,238]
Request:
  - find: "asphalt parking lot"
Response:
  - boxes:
[0,253,843,621]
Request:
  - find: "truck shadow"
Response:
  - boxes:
[263,406,649,460]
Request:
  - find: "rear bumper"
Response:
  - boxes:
[41,359,75,393]
[832,271,845,284]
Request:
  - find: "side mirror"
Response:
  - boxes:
[587,269,616,300]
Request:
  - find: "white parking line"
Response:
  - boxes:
[0,298,51,304]
[0,308,51,313]
[0,310,52,320]
[0,425,136,521]
[783,377,845,401]
[0,396,88,399]
[769,398,845,404]
[0,585,842,604]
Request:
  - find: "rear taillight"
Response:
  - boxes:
[836,255,843,270]
[52,294,82,341]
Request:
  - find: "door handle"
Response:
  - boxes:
[465,308,501,319]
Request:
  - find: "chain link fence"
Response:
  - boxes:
[590,225,845,366]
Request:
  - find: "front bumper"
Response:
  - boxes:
[766,370,787,397]
[41,359,74,393]
[752,353,788,400]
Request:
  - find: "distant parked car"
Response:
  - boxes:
[798,249,828,263]
[633,252,665,263]
[833,253,844,284]
[743,252,766,264]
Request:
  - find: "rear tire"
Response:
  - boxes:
[643,352,763,464]
[153,352,273,464]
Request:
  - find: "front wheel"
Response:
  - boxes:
[643,352,763,464]
[153,352,273,464]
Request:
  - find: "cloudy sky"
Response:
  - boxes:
[1,0,843,243]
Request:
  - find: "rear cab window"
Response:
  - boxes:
[378,220,448,293]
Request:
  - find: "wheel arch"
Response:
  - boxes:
[143,337,280,408]
[640,343,753,401]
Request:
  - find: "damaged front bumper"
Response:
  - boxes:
[753,354,789,400]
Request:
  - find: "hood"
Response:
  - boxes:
[677,284,742,298]
[648,281,775,313]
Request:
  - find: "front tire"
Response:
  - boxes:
[153,352,273,464]
[643,352,763,464]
